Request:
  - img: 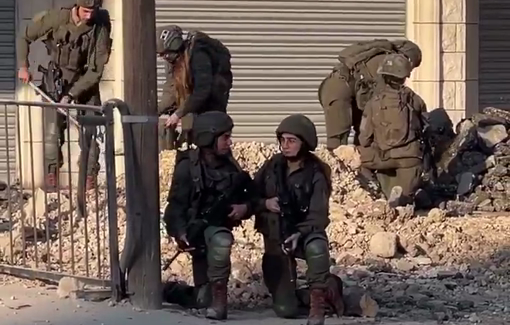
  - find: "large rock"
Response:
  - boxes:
[369,232,398,258]
[477,124,508,148]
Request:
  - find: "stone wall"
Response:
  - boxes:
[407,0,479,126]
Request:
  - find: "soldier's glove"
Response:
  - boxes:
[282,232,301,255]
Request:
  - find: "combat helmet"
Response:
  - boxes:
[156,25,185,54]
[76,0,101,8]
[377,53,412,79]
[276,114,318,151]
[192,111,234,148]
[393,40,422,68]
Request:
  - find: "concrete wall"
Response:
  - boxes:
[407,0,479,126]
[15,0,124,189]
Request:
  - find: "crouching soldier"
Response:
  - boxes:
[163,111,253,320]
[357,53,428,207]
[253,114,344,325]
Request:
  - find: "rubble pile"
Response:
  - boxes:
[428,107,510,214]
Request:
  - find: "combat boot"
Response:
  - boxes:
[86,175,96,191]
[325,275,344,317]
[205,279,228,320]
[307,288,326,325]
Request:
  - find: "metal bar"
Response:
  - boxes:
[0,100,102,113]
[121,116,159,124]
[104,104,122,301]
[3,104,13,265]
[95,177,101,279]
[27,105,38,268]
[41,109,50,271]
[56,126,62,272]
[15,105,26,267]
[0,264,111,288]
[76,115,108,126]
[66,113,75,276]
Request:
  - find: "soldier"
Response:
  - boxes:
[17,0,112,190]
[357,54,428,207]
[318,39,422,150]
[163,111,252,320]
[155,25,233,148]
[253,114,344,325]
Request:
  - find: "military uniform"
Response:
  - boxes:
[163,111,252,320]
[357,54,427,207]
[253,115,344,325]
[318,39,422,150]
[156,25,233,149]
[17,0,112,189]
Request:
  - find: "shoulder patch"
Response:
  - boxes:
[32,10,48,22]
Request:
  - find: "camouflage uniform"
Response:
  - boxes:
[17,0,112,189]
[253,115,344,325]
[357,54,427,207]
[318,39,422,150]
[155,25,233,150]
[163,111,253,320]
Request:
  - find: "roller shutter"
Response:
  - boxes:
[479,1,510,109]
[155,0,407,142]
[0,0,16,179]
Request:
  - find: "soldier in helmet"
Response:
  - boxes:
[318,39,422,150]
[252,114,344,325]
[163,111,253,320]
[17,0,112,190]
[155,25,233,148]
[357,53,428,207]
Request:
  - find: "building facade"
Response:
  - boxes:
[4,0,507,187]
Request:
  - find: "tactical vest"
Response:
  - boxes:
[43,8,112,76]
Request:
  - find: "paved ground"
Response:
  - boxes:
[0,279,441,325]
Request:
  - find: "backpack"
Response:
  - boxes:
[338,39,396,71]
[368,86,420,151]
[188,31,233,88]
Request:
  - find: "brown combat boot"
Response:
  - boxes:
[307,288,326,325]
[325,275,345,317]
[205,279,228,320]
[86,175,96,191]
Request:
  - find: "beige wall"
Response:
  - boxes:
[407,0,478,125]
[15,0,124,188]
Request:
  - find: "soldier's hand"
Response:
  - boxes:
[18,67,32,84]
[165,113,180,128]
[229,204,248,220]
[265,197,280,213]
[60,95,72,104]
[177,234,191,251]
[283,232,301,254]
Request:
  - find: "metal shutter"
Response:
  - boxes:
[479,1,510,109]
[155,0,407,142]
[0,0,16,179]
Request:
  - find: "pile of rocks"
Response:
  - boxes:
[427,106,510,214]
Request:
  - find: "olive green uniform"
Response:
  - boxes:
[318,39,422,150]
[17,6,112,176]
[357,54,427,204]
[163,111,251,320]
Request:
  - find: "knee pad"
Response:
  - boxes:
[305,238,329,257]
[273,303,299,319]
[208,232,233,262]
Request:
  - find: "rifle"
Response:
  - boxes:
[274,160,302,284]
[167,170,253,265]
[38,62,64,102]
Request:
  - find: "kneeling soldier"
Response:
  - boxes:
[253,114,344,325]
[163,111,253,320]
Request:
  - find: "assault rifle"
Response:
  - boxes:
[38,62,64,102]
[165,171,253,267]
